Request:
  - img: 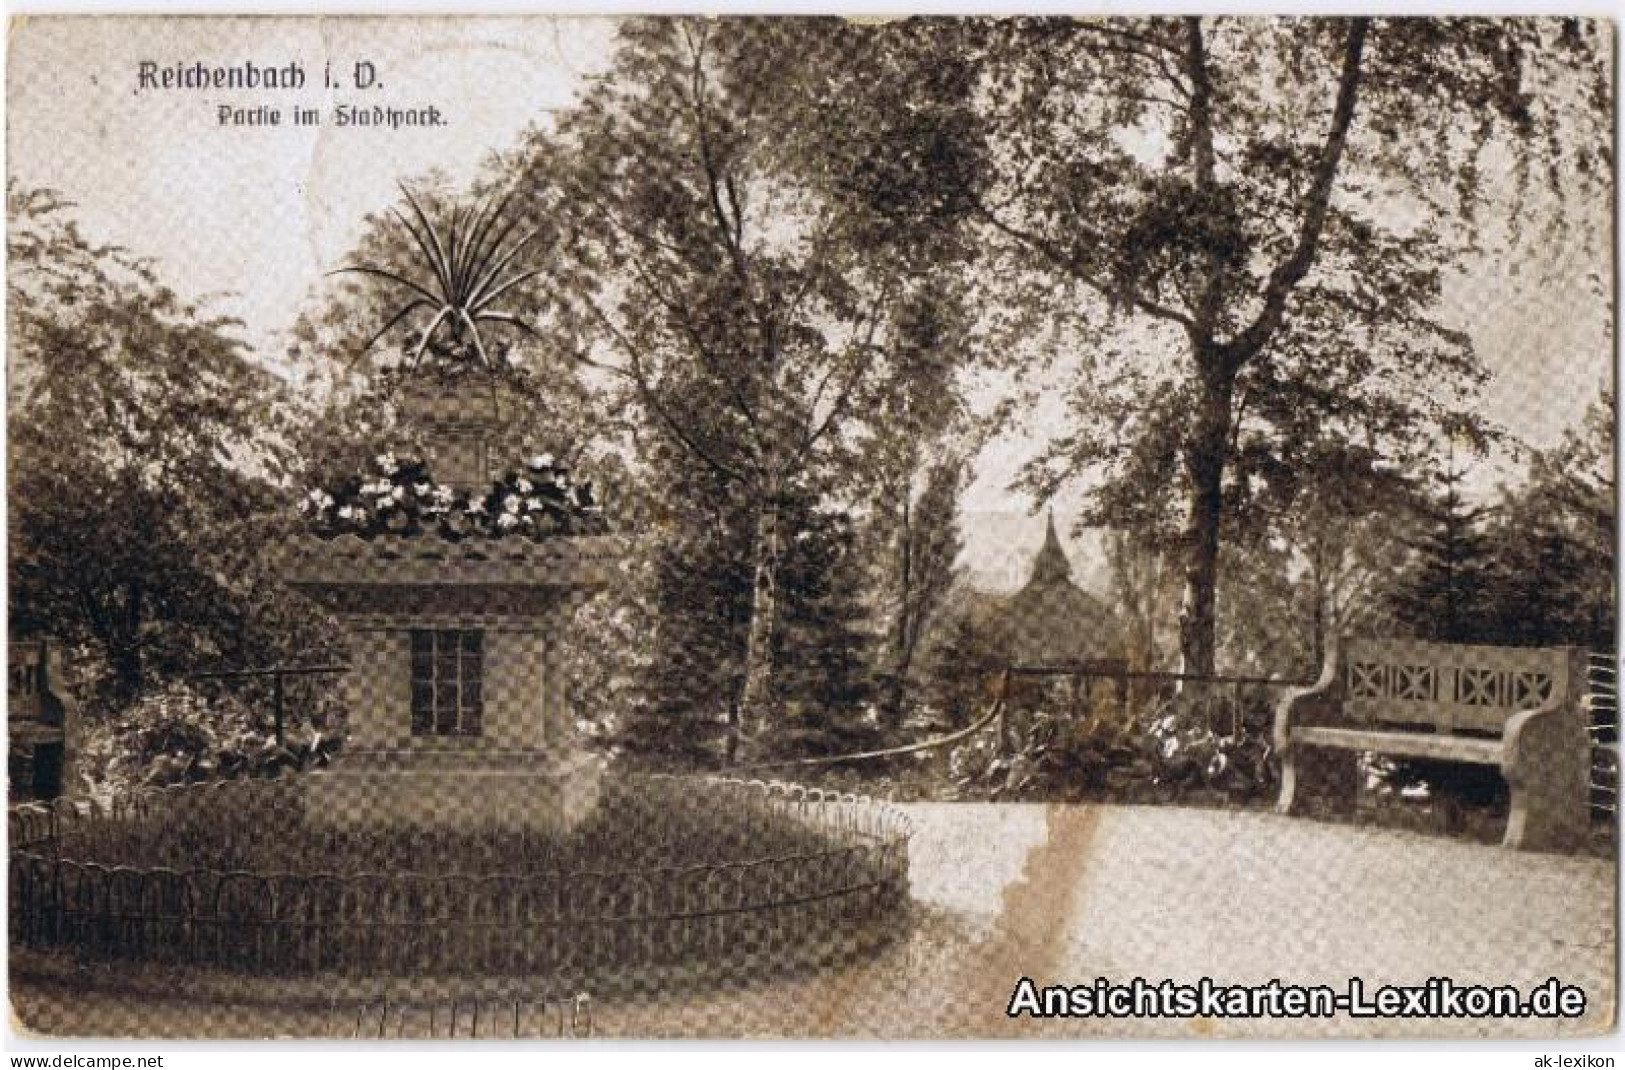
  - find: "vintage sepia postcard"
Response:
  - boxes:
[4,13,1616,1044]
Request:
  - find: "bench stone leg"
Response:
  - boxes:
[1504,717,1590,853]
[1277,744,1359,818]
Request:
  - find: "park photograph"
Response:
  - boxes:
[3,13,1617,1042]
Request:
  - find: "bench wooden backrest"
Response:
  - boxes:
[10,641,48,722]
[1340,638,1575,734]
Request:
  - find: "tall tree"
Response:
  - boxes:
[877,16,1609,672]
[1482,385,1615,649]
[286,178,632,499]
[1277,444,1413,668]
[618,440,882,766]
[1104,529,1182,673]
[626,451,755,766]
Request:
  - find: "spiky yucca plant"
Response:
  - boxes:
[335,184,542,373]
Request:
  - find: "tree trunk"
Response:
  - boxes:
[736,493,783,753]
[109,643,141,700]
[1311,586,1326,672]
[1177,370,1234,677]
[724,695,741,767]
[1139,594,1157,674]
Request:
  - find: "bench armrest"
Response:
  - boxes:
[1273,655,1347,752]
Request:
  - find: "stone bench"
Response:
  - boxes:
[1274,638,1590,852]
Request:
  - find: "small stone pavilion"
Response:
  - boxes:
[280,376,623,832]
[976,512,1120,667]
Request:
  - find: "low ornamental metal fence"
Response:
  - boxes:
[329,993,597,1039]
[9,774,912,985]
[187,664,348,749]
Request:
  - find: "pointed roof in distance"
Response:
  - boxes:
[1026,509,1074,589]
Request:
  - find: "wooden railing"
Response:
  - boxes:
[189,664,348,748]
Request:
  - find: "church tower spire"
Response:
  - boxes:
[1027,509,1074,588]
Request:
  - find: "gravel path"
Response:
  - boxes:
[11,803,1615,1039]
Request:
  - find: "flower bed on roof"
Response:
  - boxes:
[302,452,608,541]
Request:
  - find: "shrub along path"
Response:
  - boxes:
[11,803,1614,1039]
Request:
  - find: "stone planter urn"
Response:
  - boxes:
[280,373,624,834]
